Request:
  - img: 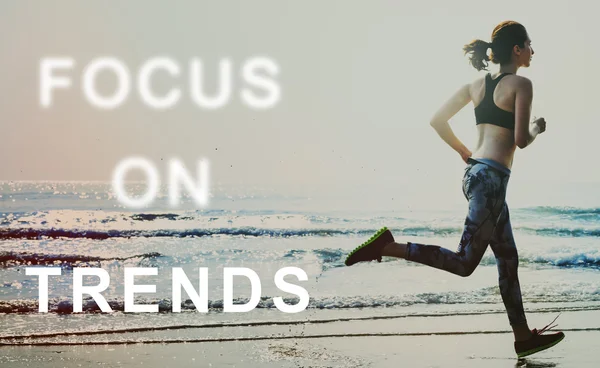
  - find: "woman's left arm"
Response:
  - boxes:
[429,84,472,163]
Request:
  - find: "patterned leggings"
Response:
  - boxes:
[406,158,527,326]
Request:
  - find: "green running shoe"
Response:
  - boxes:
[345,227,394,266]
[514,315,565,358]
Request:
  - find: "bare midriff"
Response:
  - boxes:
[471,123,516,169]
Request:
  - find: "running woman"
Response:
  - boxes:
[344,20,565,358]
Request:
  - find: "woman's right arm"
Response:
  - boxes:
[514,77,545,148]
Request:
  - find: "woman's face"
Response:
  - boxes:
[518,36,534,67]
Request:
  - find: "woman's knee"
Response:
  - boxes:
[454,247,484,277]
[451,255,479,277]
[457,263,477,277]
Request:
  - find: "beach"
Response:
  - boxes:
[3,1,600,366]
[1,181,599,367]
[1,308,599,367]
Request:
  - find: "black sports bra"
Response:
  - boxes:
[474,73,515,130]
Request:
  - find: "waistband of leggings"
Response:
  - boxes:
[467,157,511,175]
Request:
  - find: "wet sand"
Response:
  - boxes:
[1,309,598,367]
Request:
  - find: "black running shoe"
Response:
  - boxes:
[514,315,565,358]
[345,227,394,266]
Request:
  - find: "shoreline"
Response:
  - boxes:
[2,308,599,367]
[1,331,596,367]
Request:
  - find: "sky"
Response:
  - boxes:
[0,1,597,202]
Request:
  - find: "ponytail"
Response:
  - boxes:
[463,39,492,71]
[464,21,529,71]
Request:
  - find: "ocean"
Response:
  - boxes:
[1,180,599,345]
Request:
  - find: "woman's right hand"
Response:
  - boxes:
[459,148,472,164]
